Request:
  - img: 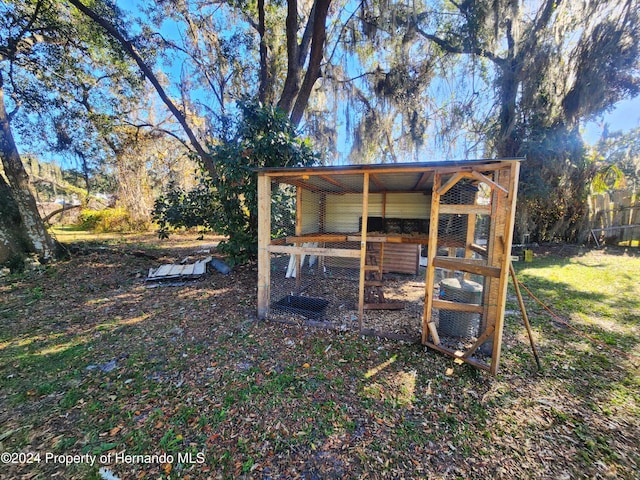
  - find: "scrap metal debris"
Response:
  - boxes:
[146,256,212,282]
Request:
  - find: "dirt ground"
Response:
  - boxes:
[1,234,638,479]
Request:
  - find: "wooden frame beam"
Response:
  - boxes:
[369,173,386,191]
[257,174,271,319]
[422,173,441,344]
[413,171,432,190]
[267,245,361,258]
[319,174,357,193]
[432,257,501,278]
[358,173,370,330]
[471,170,509,195]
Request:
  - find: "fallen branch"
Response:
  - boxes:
[42,203,82,224]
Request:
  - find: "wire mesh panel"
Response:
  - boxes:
[265,173,366,329]
[258,160,520,373]
[430,173,498,358]
[263,170,429,339]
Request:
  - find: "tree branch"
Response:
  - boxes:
[121,120,194,153]
[42,203,82,224]
[257,0,270,103]
[414,26,503,66]
[298,1,317,68]
[290,0,331,126]
[65,0,214,176]
[277,0,301,115]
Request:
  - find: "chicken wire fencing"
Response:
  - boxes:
[264,170,506,346]
[258,161,520,373]
[264,171,432,339]
[429,177,496,356]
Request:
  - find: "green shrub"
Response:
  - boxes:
[78,208,148,233]
[153,100,318,265]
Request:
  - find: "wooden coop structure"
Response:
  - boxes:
[257,158,521,374]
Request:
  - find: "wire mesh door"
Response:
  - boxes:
[423,164,519,373]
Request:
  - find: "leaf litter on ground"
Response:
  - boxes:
[0,235,638,479]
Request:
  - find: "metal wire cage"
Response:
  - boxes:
[257,160,521,374]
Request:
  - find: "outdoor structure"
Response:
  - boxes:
[257,158,521,374]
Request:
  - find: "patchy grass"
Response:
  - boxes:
[0,237,639,479]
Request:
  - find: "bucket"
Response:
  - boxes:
[439,277,483,337]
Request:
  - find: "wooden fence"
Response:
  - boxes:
[588,189,640,247]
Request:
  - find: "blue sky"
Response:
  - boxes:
[10,0,640,168]
[582,96,640,145]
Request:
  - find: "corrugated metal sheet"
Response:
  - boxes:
[325,193,384,232]
[374,243,421,275]
[384,193,430,218]
[324,193,430,233]
[326,243,420,274]
[301,189,320,234]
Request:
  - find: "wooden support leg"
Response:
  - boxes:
[509,261,542,370]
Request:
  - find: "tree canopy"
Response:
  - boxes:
[1,0,639,265]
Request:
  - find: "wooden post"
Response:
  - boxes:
[422,172,441,344]
[358,173,370,330]
[464,188,478,279]
[489,162,520,374]
[295,186,303,291]
[257,174,271,319]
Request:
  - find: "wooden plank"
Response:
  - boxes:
[346,234,430,245]
[319,174,357,193]
[284,178,324,193]
[436,172,466,196]
[270,237,288,245]
[428,321,440,345]
[285,234,349,243]
[358,172,370,330]
[422,341,491,371]
[369,174,386,191]
[295,187,303,236]
[481,171,501,360]
[413,171,432,190]
[396,236,429,244]
[471,170,509,194]
[422,172,441,344]
[469,243,487,256]
[462,325,496,359]
[268,245,361,258]
[464,204,477,278]
[257,174,271,319]
[439,204,491,215]
[295,187,303,291]
[510,261,541,370]
[348,235,388,242]
[489,162,521,375]
[433,299,484,313]
[363,302,405,310]
[432,257,501,277]
[380,243,419,274]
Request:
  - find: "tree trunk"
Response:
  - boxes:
[0,77,60,264]
[277,0,302,116]
[0,173,31,265]
[290,0,331,126]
